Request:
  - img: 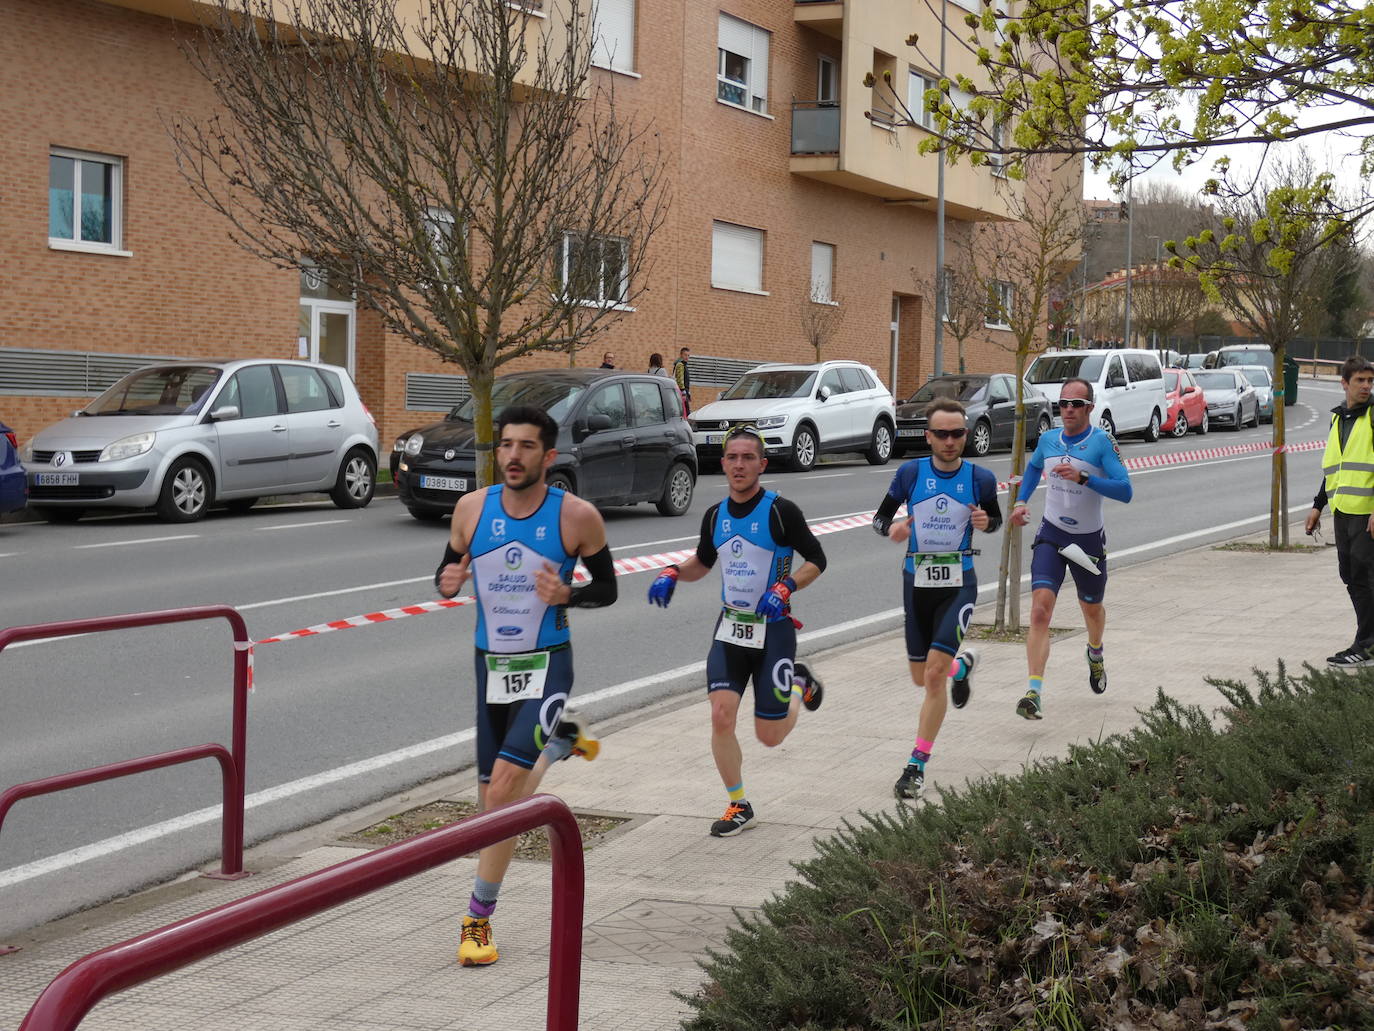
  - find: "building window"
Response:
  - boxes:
[986,280,1014,328]
[939,265,953,321]
[717,13,769,114]
[817,56,837,104]
[712,221,765,293]
[593,0,635,72]
[424,206,463,276]
[990,119,1009,176]
[559,232,629,306]
[908,71,937,128]
[49,149,122,251]
[810,241,835,302]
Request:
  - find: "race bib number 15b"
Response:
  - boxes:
[485,651,550,704]
[715,609,766,649]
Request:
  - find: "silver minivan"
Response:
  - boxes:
[22,360,379,523]
[1026,348,1168,441]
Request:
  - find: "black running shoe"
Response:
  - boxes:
[794,661,825,712]
[709,800,754,837]
[893,763,924,800]
[1016,690,1043,720]
[1327,646,1357,666]
[950,648,977,709]
[1330,647,1374,669]
[1087,647,1107,694]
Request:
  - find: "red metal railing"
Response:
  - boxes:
[0,606,252,880]
[18,794,585,1031]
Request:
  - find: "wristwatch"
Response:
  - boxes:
[1077,470,1090,485]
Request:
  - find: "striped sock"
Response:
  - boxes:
[727,782,746,803]
[1028,675,1044,695]
[1087,643,1104,661]
[910,737,934,769]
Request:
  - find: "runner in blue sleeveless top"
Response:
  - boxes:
[646,425,828,837]
[435,406,618,968]
[871,397,1002,799]
[1010,376,1133,719]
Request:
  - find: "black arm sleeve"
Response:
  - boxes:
[772,498,827,572]
[873,492,903,536]
[569,545,617,608]
[1313,481,1328,511]
[978,475,1004,534]
[434,542,464,597]
[695,504,720,568]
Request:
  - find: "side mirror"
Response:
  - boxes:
[818,385,832,401]
[587,413,613,433]
[209,405,240,422]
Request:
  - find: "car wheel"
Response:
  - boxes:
[1171,410,1189,437]
[1031,413,1052,448]
[656,461,695,516]
[866,420,894,466]
[1141,408,1162,442]
[225,497,259,514]
[156,457,212,523]
[790,426,817,472]
[1197,409,1209,434]
[965,419,993,457]
[330,448,376,509]
[37,506,83,524]
[1231,405,1243,431]
[1098,411,1116,438]
[548,471,576,494]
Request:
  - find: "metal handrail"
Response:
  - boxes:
[18,794,585,1031]
[0,606,252,879]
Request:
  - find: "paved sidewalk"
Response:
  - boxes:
[0,523,1350,1030]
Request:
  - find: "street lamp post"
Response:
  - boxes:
[1146,234,1162,356]
[932,0,948,377]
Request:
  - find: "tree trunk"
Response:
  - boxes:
[469,364,497,488]
[1270,344,1287,547]
[995,521,1011,631]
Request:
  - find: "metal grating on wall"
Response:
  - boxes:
[0,347,190,397]
[689,355,763,387]
[406,371,471,410]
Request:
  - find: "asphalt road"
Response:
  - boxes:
[0,380,1341,935]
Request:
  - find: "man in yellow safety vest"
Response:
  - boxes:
[1307,355,1374,667]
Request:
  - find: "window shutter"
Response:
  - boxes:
[750,25,768,107]
[594,0,635,71]
[810,242,834,301]
[712,221,763,292]
[718,13,755,57]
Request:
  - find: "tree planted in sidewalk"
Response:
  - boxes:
[169,0,668,484]
[911,224,990,375]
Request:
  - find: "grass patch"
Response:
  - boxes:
[679,663,1374,1029]
[966,624,1074,644]
[1215,541,1325,553]
[339,800,628,860]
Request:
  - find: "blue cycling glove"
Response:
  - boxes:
[755,576,796,621]
[647,565,680,607]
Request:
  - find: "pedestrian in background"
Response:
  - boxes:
[673,347,692,415]
[648,352,668,377]
[599,352,615,369]
[1306,355,1374,668]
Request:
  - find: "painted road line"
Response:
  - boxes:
[72,535,199,550]
[257,519,349,531]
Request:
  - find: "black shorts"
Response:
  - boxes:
[706,615,797,720]
[902,570,977,661]
[473,645,573,779]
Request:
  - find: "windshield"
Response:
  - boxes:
[909,378,987,403]
[1217,348,1273,371]
[721,369,818,400]
[450,376,585,424]
[1240,368,1271,386]
[86,366,223,416]
[1027,354,1105,384]
[1195,372,1239,390]
[1165,372,1180,392]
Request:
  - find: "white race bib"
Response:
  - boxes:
[912,553,964,588]
[485,651,550,704]
[714,608,766,649]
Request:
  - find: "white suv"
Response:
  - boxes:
[690,361,896,471]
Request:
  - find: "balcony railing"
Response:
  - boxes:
[791,100,839,154]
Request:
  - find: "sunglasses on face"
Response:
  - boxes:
[1059,398,1092,410]
[927,427,967,440]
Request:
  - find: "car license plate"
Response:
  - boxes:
[420,475,468,492]
[706,433,724,445]
[37,472,79,486]
[897,428,921,437]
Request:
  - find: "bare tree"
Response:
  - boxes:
[1132,263,1210,354]
[912,224,990,375]
[798,289,846,363]
[1173,154,1367,546]
[971,157,1090,631]
[169,0,668,484]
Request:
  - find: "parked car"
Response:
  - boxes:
[1181,353,1209,369]
[1194,368,1260,431]
[394,368,696,520]
[895,374,1053,457]
[1236,365,1275,423]
[690,360,896,471]
[1162,368,1209,436]
[22,360,378,523]
[1026,348,1168,440]
[1209,344,1273,373]
[0,417,28,515]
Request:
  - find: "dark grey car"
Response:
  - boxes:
[895,374,1053,457]
[394,369,697,520]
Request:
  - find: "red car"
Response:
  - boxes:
[1163,368,1209,437]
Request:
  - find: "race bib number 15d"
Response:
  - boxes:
[913,553,963,588]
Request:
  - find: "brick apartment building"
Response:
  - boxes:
[1,0,1030,449]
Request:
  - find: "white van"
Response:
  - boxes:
[1026,348,1168,441]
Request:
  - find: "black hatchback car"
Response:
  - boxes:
[896,373,1054,457]
[394,368,697,520]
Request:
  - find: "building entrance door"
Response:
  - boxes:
[299,263,356,374]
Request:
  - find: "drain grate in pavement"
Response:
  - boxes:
[583,899,759,967]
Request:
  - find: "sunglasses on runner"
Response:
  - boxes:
[1059,398,1091,409]
[927,428,967,440]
